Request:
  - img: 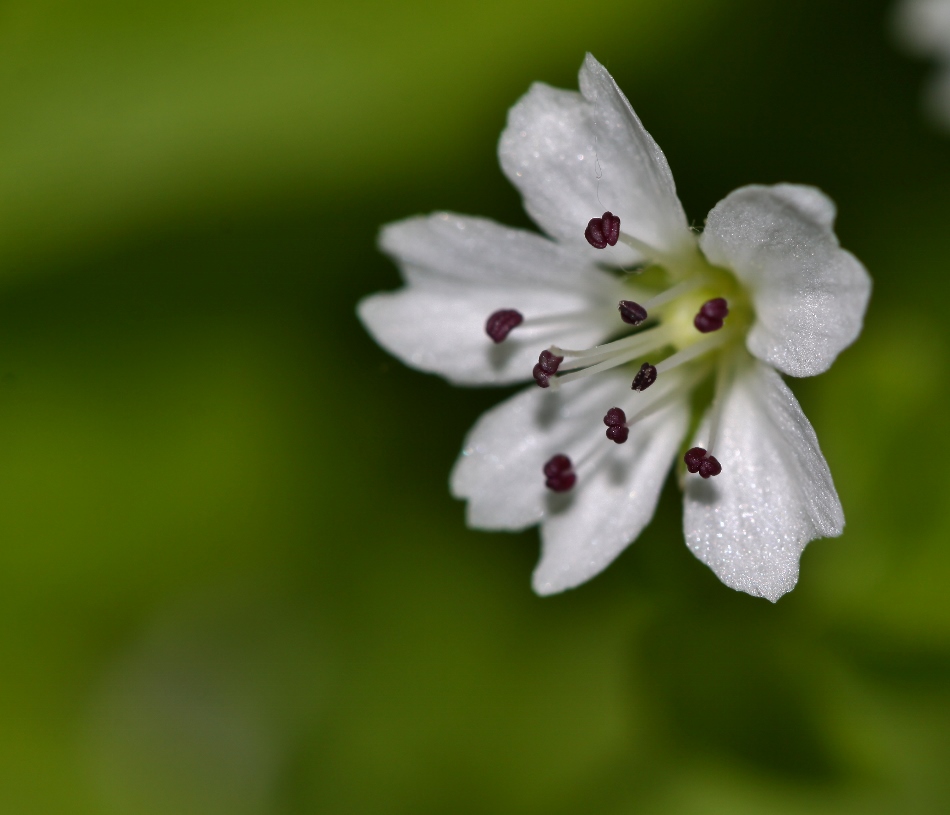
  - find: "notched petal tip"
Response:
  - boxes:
[768,183,838,229]
[533,396,690,597]
[500,51,690,261]
[683,353,844,601]
[700,184,872,378]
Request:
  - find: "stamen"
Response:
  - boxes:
[603,407,629,444]
[653,329,732,376]
[703,347,733,458]
[631,362,657,392]
[553,323,671,360]
[618,300,648,326]
[617,231,666,261]
[552,322,673,367]
[552,324,673,387]
[621,362,713,428]
[617,280,711,331]
[681,348,731,479]
[533,350,564,388]
[584,212,621,249]
[543,454,576,492]
[598,365,712,449]
[485,309,523,343]
[694,298,729,333]
[684,447,722,478]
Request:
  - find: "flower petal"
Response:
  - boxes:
[700,184,871,378]
[360,213,621,386]
[532,394,689,596]
[766,182,837,229]
[378,212,615,292]
[498,53,693,263]
[450,370,635,531]
[359,285,610,386]
[682,353,844,602]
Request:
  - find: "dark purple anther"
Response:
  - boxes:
[684,447,722,478]
[533,350,564,388]
[631,362,657,392]
[485,309,523,343]
[618,300,648,326]
[603,407,629,443]
[584,211,621,249]
[606,425,629,443]
[694,298,729,333]
[537,350,562,374]
[543,454,577,492]
[702,298,729,319]
[603,407,626,427]
[684,447,704,472]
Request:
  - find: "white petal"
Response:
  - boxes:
[378,212,614,292]
[700,184,871,378]
[450,370,635,531]
[683,353,844,603]
[358,283,609,386]
[766,183,837,229]
[532,394,689,596]
[498,53,692,263]
[360,213,620,386]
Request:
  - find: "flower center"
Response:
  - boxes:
[485,212,754,492]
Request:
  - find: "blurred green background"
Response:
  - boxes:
[1,0,948,812]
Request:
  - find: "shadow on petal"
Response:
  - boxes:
[487,340,522,372]
[687,476,722,507]
[534,389,567,430]
[605,455,630,487]
[545,489,576,517]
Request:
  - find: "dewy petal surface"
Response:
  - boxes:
[499,54,692,264]
[359,213,620,386]
[450,370,634,531]
[533,393,689,596]
[683,352,844,603]
[378,212,617,292]
[766,182,837,229]
[700,184,871,378]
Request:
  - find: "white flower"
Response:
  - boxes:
[896,0,950,126]
[359,54,871,602]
